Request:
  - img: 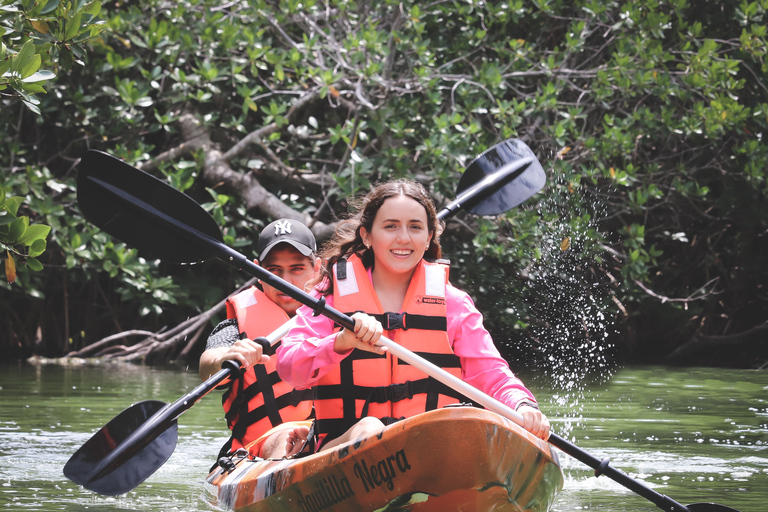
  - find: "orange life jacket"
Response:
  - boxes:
[313,254,469,445]
[222,286,313,453]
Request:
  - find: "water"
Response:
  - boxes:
[544,367,768,512]
[0,362,765,511]
[0,363,225,511]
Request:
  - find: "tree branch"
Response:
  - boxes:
[634,277,721,305]
[223,87,323,161]
[665,321,768,366]
[65,330,159,358]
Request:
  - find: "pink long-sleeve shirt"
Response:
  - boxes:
[276,276,538,412]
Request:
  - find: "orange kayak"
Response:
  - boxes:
[205,407,563,512]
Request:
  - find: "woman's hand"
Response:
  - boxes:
[285,424,311,457]
[334,312,387,355]
[518,405,550,440]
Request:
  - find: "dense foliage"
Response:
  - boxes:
[2,0,766,370]
[1,0,104,284]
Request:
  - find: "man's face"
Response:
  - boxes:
[258,244,320,316]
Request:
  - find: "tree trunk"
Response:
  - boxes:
[664,321,768,368]
[64,279,259,364]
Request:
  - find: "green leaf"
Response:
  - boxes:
[40,0,61,14]
[66,13,83,41]
[22,70,55,83]
[22,100,42,115]
[28,238,47,258]
[17,224,51,246]
[26,257,43,271]
[8,217,27,241]
[21,82,46,94]
[4,197,24,217]
[84,1,101,16]
[135,96,154,107]
[0,57,11,76]
[70,43,85,58]
[11,40,35,74]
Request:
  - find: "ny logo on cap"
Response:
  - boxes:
[273,219,292,235]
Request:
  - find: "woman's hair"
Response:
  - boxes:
[311,179,444,296]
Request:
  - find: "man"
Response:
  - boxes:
[199,218,320,460]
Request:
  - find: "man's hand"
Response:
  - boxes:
[223,338,271,369]
[199,339,270,380]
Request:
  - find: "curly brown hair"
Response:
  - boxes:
[311,179,444,296]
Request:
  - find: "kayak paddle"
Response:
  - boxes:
[63,323,287,496]
[65,138,545,495]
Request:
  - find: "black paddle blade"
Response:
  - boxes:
[457,138,546,215]
[64,400,178,496]
[77,150,223,264]
[686,503,742,512]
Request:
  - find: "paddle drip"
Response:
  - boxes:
[445,146,617,409]
[525,159,617,436]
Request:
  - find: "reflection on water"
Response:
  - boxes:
[0,363,765,511]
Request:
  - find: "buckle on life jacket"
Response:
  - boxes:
[367,381,414,405]
[382,312,407,330]
[388,381,414,402]
[336,257,347,280]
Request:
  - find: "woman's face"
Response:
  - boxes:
[360,195,433,279]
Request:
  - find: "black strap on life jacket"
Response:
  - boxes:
[223,358,313,443]
[253,363,282,427]
[359,375,476,416]
[393,354,465,410]
[222,371,244,430]
[235,386,313,439]
[371,311,447,331]
[314,350,474,442]
[339,311,447,332]
[314,349,381,444]
[222,333,281,432]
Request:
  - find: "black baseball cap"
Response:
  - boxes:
[257,219,317,261]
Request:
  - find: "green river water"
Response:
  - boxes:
[0,362,765,512]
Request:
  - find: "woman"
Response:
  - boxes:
[276,179,549,454]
